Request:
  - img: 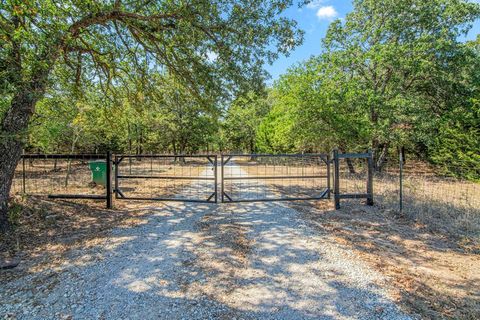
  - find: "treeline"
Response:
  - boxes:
[25,0,480,178]
[27,72,221,155]
[235,0,480,179]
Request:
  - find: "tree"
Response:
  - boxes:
[223,91,270,153]
[0,0,303,229]
[147,74,220,155]
[322,0,480,169]
[257,58,370,154]
[260,0,480,169]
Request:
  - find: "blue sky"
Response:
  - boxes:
[265,0,480,82]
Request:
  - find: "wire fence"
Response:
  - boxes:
[11,154,107,198]
[10,151,480,235]
[336,153,480,236]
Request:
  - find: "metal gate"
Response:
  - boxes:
[114,154,217,203]
[16,151,373,208]
[221,154,330,202]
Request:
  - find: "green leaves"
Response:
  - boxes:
[223,90,270,153]
[258,0,480,176]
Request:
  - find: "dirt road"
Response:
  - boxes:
[1,166,411,319]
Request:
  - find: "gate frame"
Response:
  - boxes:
[221,153,331,203]
[333,149,374,209]
[114,154,218,203]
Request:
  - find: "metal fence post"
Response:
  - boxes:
[333,149,340,209]
[214,155,218,203]
[326,154,331,199]
[22,150,26,194]
[399,151,403,212]
[366,150,374,206]
[114,155,119,199]
[221,154,224,203]
[106,151,112,209]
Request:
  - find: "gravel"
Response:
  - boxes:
[0,165,412,320]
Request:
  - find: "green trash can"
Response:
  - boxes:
[88,160,107,187]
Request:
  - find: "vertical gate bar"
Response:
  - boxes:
[106,151,112,209]
[22,151,26,194]
[399,150,403,212]
[221,154,224,203]
[326,154,331,199]
[333,149,340,209]
[114,155,119,199]
[367,150,374,206]
[214,155,218,203]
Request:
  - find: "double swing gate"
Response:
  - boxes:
[16,151,373,208]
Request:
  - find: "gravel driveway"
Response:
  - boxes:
[1,165,411,320]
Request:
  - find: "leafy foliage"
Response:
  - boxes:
[258,0,480,178]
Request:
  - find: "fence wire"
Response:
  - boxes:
[115,155,216,202]
[11,155,106,197]
[336,153,480,235]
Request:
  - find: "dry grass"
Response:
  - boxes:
[292,202,480,319]
[5,155,479,319]
[336,159,480,240]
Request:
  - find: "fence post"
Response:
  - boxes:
[106,151,112,209]
[366,149,374,206]
[214,155,218,203]
[221,154,224,203]
[399,151,403,212]
[333,149,340,209]
[22,150,26,194]
[114,155,119,199]
[326,154,331,199]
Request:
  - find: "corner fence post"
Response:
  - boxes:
[106,151,112,209]
[333,149,340,209]
[366,149,374,206]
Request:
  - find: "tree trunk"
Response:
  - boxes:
[249,139,257,161]
[375,144,389,172]
[0,89,39,230]
[339,146,356,174]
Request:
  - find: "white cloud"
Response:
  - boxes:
[306,0,325,9]
[316,6,338,20]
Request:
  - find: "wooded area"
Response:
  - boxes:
[1,0,480,229]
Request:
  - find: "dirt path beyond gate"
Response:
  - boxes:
[1,166,411,320]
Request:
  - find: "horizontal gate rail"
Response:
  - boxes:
[336,153,370,159]
[223,175,328,180]
[115,154,217,203]
[221,153,330,203]
[116,175,214,180]
[21,154,106,160]
[48,194,107,200]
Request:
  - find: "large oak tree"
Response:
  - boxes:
[0,0,303,229]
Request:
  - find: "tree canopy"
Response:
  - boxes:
[0,0,304,228]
